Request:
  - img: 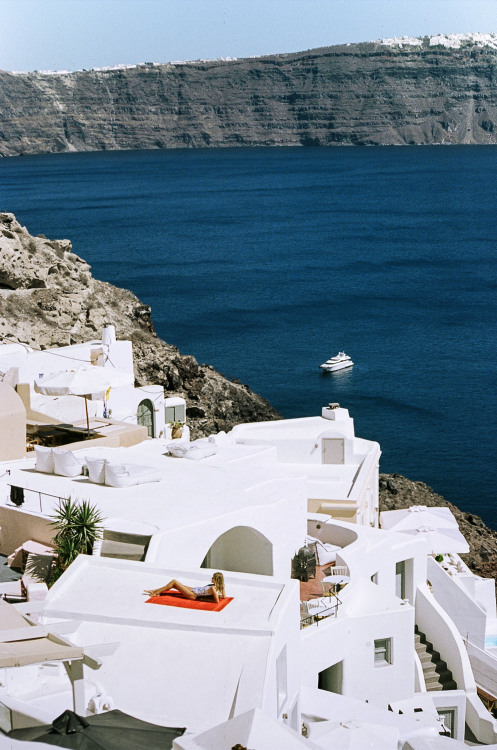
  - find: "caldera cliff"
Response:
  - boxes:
[3,34,497,156]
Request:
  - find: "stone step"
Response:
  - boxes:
[415,626,457,692]
[427,682,444,692]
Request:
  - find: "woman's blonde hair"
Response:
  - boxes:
[212,572,225,598]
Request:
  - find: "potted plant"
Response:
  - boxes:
[47,497,104,586]
[169,420,185,439]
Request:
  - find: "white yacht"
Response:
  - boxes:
[319,351,354,372]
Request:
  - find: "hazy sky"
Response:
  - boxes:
[2,0,497,72]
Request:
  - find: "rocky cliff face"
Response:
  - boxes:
[380,473,497,586]
[2,35,497,156]
[0,213,280,435]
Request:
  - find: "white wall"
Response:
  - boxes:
[260,579,302,730]
[108,385,166,437]
[415,584,476,692]
[427,556,487,648]
[300,604,415,706]
[144,476,307,579]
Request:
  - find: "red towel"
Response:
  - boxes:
[146,591,233,612]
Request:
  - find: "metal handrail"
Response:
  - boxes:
[7,483,68,514]
[300,596,341,628]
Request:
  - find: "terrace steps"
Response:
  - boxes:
[415,626,457,691]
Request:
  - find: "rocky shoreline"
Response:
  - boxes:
[0,212,280,436]
[380,473,497,585]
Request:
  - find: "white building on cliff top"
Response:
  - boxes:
[0,332,496,747]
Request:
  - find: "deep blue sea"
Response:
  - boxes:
[1,146,496,525]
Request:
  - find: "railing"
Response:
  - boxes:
[466,640,497,700]
[300,594,342,629]
[7,484,68,514]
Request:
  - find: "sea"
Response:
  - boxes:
[1,145,496,526]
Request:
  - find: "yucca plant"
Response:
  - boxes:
[48,497,104,586]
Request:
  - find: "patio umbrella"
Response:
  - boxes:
[380,506,459,532]
[9,709,185,749]
[308,718,399,749]
[35,366,134,433]
[401,525,469,554]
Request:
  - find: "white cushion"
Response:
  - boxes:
[306,535,340,565]
[167,442,189,458]
[86,456,107,484]
[34,446,54,474]
[53,448,85,477]
[105,462,162,488]
[184,443,217,461]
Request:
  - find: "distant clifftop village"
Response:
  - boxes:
[2,33,497,156]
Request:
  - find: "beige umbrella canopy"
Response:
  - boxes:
[35,366,134,432]
[380,506,459,532]
[401,525,469,555]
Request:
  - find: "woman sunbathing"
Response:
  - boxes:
[145,572,225,603]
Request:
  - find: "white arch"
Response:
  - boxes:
[201,525,274,576]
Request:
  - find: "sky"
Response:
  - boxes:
[1,0,497,73]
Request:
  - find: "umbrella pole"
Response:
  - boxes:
[85,396,90,436]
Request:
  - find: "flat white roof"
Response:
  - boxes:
[5,442,305,532]
[39,558,297,729]
[42,556,293,634]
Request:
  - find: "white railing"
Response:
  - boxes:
[427,556,487,648]
[466,640,497,698]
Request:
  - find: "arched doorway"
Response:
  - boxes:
[137,399,154,437]
[201,526,273,576]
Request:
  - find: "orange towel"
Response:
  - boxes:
[146,592,233,612]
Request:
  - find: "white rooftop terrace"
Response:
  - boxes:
[229,408,381,524]
[5,442,303,529]
[37,556,298,729]
[1,439,307,575]
[42,556,293,634]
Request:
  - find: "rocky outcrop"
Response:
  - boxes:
[380,473,497,585]
[3,35,497,156]
[0,213,280,435]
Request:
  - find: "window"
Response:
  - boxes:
[165,404,186,424]
[371,572,378,585]
[374,638,392,666]
[437,708,456,738]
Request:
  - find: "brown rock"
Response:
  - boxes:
[0,213,280,435]
[380,473,497,589]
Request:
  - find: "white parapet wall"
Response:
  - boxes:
[427,555,487,648]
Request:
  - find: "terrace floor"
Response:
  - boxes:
[300,563,332,601]
[0,554,22,583]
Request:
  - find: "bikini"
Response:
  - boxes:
[192,584,214,598]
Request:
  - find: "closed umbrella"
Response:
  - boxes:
[35,366,134,433]
[9,709,185,749]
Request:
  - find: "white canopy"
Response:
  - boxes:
[401,525,469,555]
[35,366,133,397]
[380,506,459,532]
